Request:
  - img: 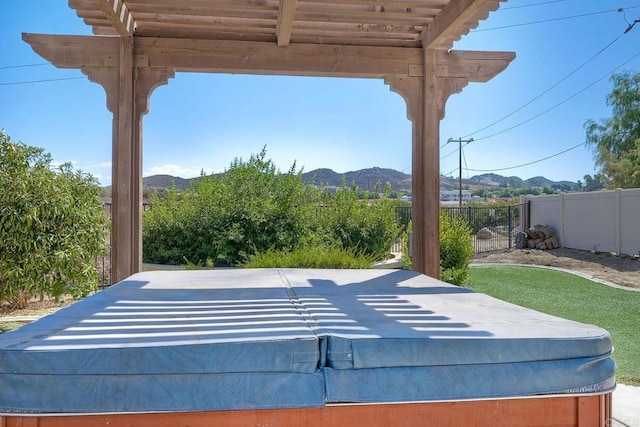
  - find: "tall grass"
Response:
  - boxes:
[241,245,376,269]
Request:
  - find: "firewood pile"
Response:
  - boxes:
[515,224,560,250]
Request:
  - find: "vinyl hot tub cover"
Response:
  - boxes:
[0,269,615,414]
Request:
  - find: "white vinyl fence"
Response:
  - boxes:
[521,188,640,257]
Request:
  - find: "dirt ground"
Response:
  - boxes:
[2,248,639,320]
[473,248,640,289]
[0,296,75,318]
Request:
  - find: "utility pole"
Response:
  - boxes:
[446,137,473,207]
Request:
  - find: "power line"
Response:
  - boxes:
[0,63,50,70]
[464,142,586,173]
[441,138,474,161]
[461,31,626,138]
[500,0,570,11]
[0,76,86,86]
[475,7,640,32]
[441,18,639,172]
[442,138,472,175]
[444,167,458,177]
[406,14,639,166]
[462,145,469,178]
[470,50,640,142]
[441,146,459,161]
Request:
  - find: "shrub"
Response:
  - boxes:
[0,131,110,308]
[142,189,197,265]
[241,244,376,269]
[401,215,473,285]
[402,220,413,270]
[143,148,318,266]
[313,184,400,261]
[143,149,401,267]
[439,212,474,285]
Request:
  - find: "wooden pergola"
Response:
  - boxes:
[24,0,515,284]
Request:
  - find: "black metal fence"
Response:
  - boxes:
[443,202,529,253]
[393,202,530,254]
[96,203,112,288]
[95,202,150,287]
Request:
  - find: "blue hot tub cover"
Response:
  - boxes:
[0,269,615,414]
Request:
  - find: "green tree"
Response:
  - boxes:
[0,131,109,309]
[585,71,640,188]
[541,186,554,195]
[583,174,605,192]
[472,189,489,198]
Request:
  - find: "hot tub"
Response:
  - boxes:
[0,269,614,426]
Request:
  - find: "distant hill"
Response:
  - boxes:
[143,174,192,191]
[139,169,577,194]
[301,168,342,187]
[302,167,412,192]
[467,173,514,187]
[465,173,578,191]
[524,176,577,189]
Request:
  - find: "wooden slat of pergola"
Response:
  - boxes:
[24,0,515,283]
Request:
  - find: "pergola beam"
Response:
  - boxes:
[138,37,422,77]
[276,0,298,47]
[23,33,513,81]
[434,50,514,82]
[92,0,137,37]
[22,34,119,68]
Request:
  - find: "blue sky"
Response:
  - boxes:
[2,0,640,186]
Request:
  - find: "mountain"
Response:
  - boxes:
[302,167,412,192]
[300,168,342,187]
[139,170,577,194]
[467,173,518,187]
[143,174,193,191]
[466,173,579,190]
[524,176,577,189]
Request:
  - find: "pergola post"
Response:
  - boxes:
[386,50,473,278]
[385,70,440,277]
[111,41,175,284]
[78,39,174,284]
[387,48,441,278]
[417,48,441,278]
[111,37,139,284]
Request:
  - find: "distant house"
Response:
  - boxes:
[440,189,472,203]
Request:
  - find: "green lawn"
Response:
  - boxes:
[468,265,640,386]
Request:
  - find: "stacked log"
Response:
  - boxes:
[520,224,560,250]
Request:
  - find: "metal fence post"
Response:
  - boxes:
[508,205,512,249]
